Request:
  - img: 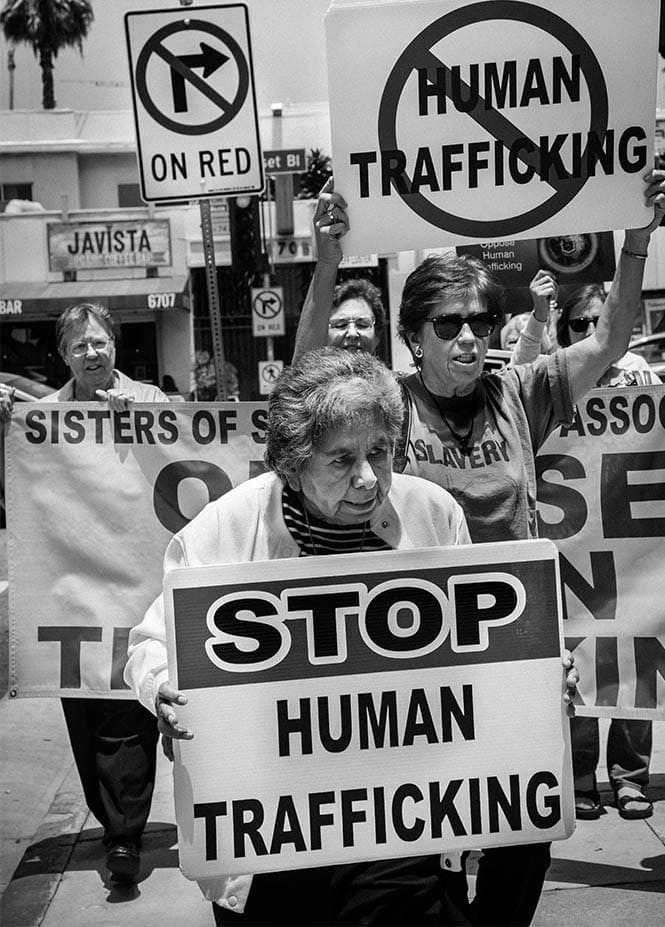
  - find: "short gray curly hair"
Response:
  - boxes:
[265,347,403,481]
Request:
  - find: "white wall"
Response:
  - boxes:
[0,152,79,209]
[78,153,142,209]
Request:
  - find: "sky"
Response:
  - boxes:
[1,0,664,114]
[0,0,333,112]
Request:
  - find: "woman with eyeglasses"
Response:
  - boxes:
[325,277,386,354]
[45,302,167,407]
[293,179,387,361]
[556,283,661,387]
[0,302,167,885]
[47,303,168,882]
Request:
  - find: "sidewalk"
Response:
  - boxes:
[1,710,664,927]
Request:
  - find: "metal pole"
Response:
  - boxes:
[8,45,15,110]
[199,199,228,400]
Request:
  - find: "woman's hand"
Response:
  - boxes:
[625,168,665,250]
[95,387,135,412]
[155,680,193,741]
[312,177,348,265]
[528,270,557,322]
[562,649,579,718]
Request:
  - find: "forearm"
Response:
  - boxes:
[511,315,546,366]
[292,258,339,362]
[124,595,170,714]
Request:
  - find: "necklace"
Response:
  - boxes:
[418,373,477,455]
[300,496,368,555]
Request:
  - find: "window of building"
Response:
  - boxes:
[117,183,144,207]
[117,182,188,208]
[1,182,33,210]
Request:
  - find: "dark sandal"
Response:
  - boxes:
[574,788,602,820]
[615,787,653,820]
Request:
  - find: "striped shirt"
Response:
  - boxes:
[282,484,391,556]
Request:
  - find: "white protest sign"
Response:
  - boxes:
[164,540,574,879]
[536,385,665,719]
[325,0,659,253]
[125,4,264,202]
[6,402,268,697]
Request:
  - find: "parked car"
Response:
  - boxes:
[628,333,665,378]
[0,370,56,401]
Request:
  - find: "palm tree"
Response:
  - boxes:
[1,0,94,109]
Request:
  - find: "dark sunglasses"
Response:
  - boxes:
[426,313,498,340]
[569,315,600,333]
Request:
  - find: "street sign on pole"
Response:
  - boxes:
[251,286,285,337]
[263,148,307,174]
[258,359,284,394]
[125,3,264,202]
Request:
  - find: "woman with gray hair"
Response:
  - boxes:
[47,302,166,407]
[0,301,167,884]
[125,347,475,924]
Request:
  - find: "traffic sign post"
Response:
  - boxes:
[125,4,264,202]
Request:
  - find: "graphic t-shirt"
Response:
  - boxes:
[400,351,574,543]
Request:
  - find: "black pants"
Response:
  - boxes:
[61,697,159,848]
[571,715,652,790]
[468,843,551,926]
[211,845,549,926]
[212,855,470,926]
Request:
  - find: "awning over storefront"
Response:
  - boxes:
[0,275,191,320]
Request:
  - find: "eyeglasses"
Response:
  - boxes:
[568,315,600,333]
[426,313,497,340]
[328,317,376,331]
[69,338,113,356]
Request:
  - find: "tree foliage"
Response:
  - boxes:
[296,148,332,199]
[1,0,94,109]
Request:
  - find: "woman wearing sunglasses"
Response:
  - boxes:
[293,171,664,923]
[396,172,665,545]
[556,283,661,387]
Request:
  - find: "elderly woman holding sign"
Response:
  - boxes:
[125,347,578,926]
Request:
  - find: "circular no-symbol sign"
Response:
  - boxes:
[135,18,249,135]
[252,289,283,319]
[377,0,609,237]
[261,363,282,383]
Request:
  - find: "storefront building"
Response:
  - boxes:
[0,208,193,395]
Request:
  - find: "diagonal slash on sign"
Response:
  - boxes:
[377,0,609,237]
[153,40,235,114]
[420,48,578,196]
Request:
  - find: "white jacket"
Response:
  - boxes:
[125,469,470,912]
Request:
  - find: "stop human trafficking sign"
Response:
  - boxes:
[325,0,659,253]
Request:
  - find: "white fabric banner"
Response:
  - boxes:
[6,402,267,697]
[6,388,665,717]
[536,386,665,719]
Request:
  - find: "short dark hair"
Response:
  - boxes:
[556,284,606,348]
[265,347,403,481]
[332,278,386,337]
[398,254,504,343]
[56,303,116,355]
